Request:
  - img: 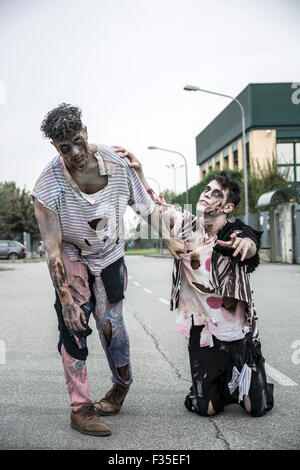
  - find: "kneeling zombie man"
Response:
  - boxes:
[115,147,274,418]
[32,104,155,436]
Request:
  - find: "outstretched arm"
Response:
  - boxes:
[114,146,186,259]
[33,199,87,331]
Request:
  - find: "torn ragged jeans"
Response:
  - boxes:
[54,247,132,411]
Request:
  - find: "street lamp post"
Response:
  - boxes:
[146,176,163,255]
[148,146,189,206]
[183,85,249,225]
[166,163,184,194]
[146,176,161,195]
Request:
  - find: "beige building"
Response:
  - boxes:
[199,129,277,179]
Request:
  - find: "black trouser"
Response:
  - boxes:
[185,321,274,417]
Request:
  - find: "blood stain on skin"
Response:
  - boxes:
[190,253,201,270]
[192,282,215,294]
[222,297,238,310]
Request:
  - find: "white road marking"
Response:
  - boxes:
[158,297,169,305]
[133,281,141,287]
[143,288,152,294]
[265,362,298,386]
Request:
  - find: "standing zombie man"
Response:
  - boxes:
[31,104,154,436]
[115,148,274,418]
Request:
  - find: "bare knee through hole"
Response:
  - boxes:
[207,400,215,415]
[117,364,130,382]
[242,367,256,414]
[243,395,251,413]
[104,320,112,345]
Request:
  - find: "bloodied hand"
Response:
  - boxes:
[62,302,87,332]
[217,233,256,261]
[165,238,186,260]
[113,146,143,174]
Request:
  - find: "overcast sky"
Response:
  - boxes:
[1,0,300,196]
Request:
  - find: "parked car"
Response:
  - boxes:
[0,240,26,259]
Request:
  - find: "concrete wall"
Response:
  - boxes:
[270,203,295,264]
[280,204,294,264]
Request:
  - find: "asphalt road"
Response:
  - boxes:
[0,257,299,450]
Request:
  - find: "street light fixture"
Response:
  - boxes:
[166,163,184,194]
[148,146,189,205]
[183,85,249,225]
[146,176,163,255]
[146,176,161,195]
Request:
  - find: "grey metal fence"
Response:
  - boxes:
[293,204,300,264]
[229,212,270,248]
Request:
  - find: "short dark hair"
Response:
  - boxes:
[210,171,241,207]
[41,103,83,141]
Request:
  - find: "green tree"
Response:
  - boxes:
[0,181,40,242]
[161,188,176,204]
[245,157,290,213]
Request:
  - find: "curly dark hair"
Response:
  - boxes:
[210,171,241,208]
[40,103,83,141]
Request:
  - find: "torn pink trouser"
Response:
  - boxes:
[58,247,132,411]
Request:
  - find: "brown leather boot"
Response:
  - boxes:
[70,402,111,436]
[94,384,130,416]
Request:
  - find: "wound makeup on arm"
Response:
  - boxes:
[48,254,73,304]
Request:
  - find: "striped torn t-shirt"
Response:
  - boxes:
[31,143,155,275]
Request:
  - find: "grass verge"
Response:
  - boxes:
[125,248,158,256]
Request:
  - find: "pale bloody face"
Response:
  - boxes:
[197,179,234,215]
[53,128,89,171]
